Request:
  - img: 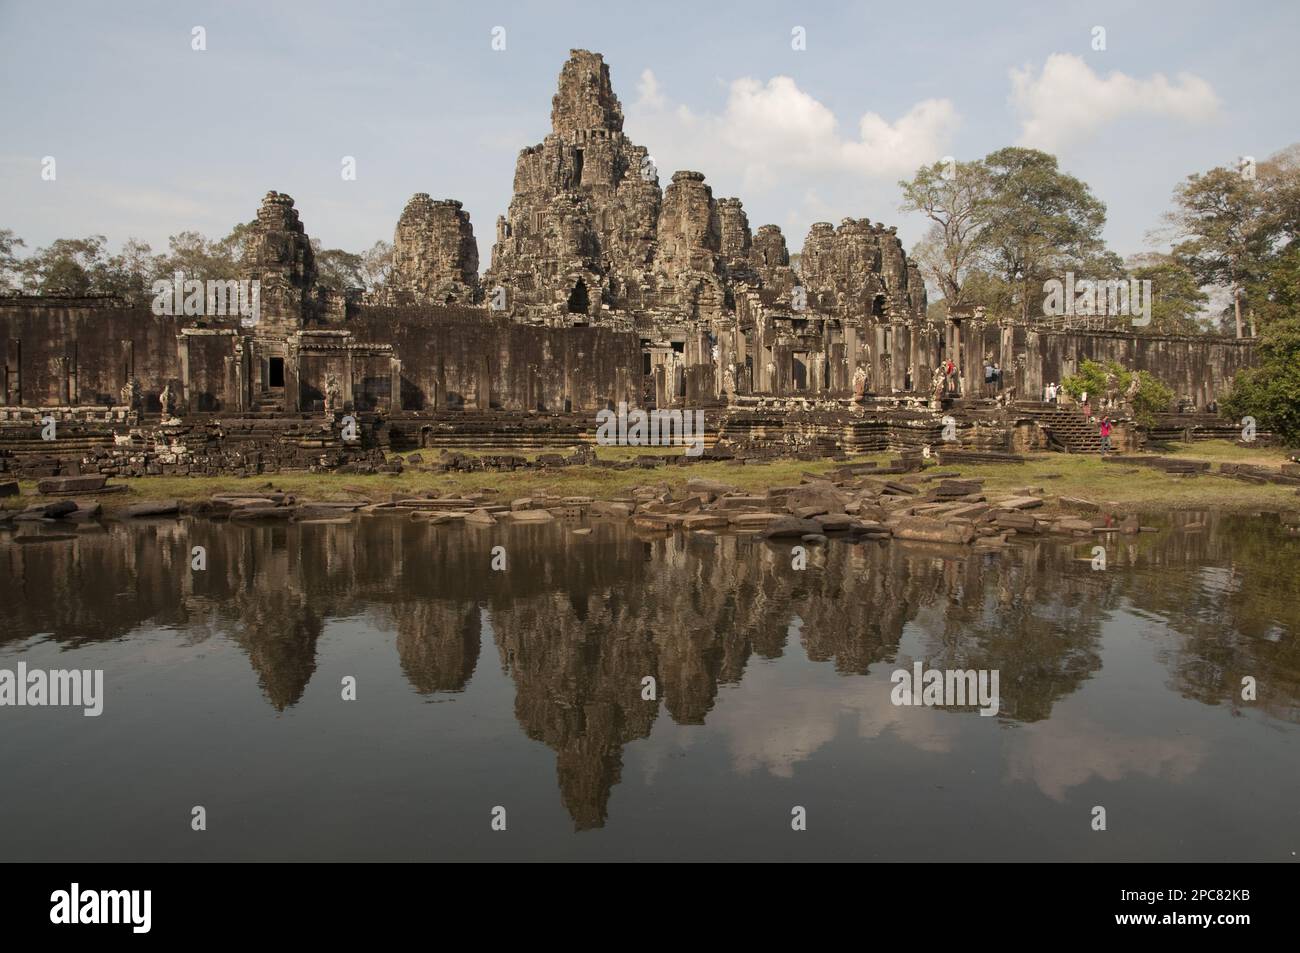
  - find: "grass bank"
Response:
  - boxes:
[4,440,1297,515]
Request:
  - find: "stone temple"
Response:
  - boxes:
[0,50,1259,474]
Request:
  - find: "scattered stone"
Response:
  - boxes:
[509,508,555,523]
[760,516,823,538]
[124,501,181,518]
[37,474,107,495]
[892,517,974,545]
[682,513,729,531]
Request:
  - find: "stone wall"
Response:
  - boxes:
[0,298,182,410]
[351,305,641,412]
[1024,328,1257,407]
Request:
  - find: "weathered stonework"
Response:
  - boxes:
[388,194,480,306]
[486,49,661,323]
[243,191,317,336]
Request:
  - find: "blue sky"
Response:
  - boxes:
[2,0,1296,271]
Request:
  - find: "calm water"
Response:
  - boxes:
[1,510,1298,861]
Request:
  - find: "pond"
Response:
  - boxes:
[1,511,1297,861]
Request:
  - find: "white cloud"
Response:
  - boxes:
[631,69,960,194]
[635,68,666,110]
[1011,53,1220,152]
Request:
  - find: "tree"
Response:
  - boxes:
[312,240,364,293]
[0,229,26,291]
[1164,166,1273,338]
[902,148,1111,320]
[358,240,394,296]
[899,159,991,310]
[1221,243,1300,446]
[18,236,113,296]
[1060,359,1174,427]
[1126,252,1209,334]
[977,148,1110,322]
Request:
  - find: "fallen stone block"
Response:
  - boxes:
[682,513,730,531]
[760,516,823,538]
[632,513,675,531]
[229,506,294,521]
[813,513,855,532]
[589,501,633,518]
[715,495,768,510]
[994,496,1043,510]
[893,517,974,545]
[37,474,107,495]
[23,499,78,518]
[509,508,555,523]
[728,511,785,528]
[685,478,738,502]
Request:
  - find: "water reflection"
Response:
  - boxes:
[1,509,1297,834]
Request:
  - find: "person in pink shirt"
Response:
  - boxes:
[1099,417,1112,453]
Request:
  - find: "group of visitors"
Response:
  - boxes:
[1043,381,1060,403]
[944,358,958,396]
[983,361,1004,394]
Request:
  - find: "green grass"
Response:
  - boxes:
[5,442,1297,515]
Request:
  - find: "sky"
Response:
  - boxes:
[2,0,1297,274]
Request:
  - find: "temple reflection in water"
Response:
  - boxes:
[2,512,1297,832]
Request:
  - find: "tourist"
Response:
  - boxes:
[993,363,1002,390]
[1099,416,1112,453]
[905,365,914,391]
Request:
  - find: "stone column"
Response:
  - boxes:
[390,357,402,411]
[4,339,19,406]
[176,334,190,410]
[344,350,356,411]
[284,339,301,413]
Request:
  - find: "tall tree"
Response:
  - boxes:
[312,240,365,293]
[359,240,394,296]
[1126,252,1208,335]
[1165,166,1273,337]
[976,147,1109,321]
[898,159,990,310]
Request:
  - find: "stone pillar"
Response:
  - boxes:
[4,339,19,406]
[390,357,402,411]
[176,334,190,410]
[344,350,356,411]
[234,339,248,412]
[284,339,301,413]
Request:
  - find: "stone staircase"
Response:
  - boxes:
[1023,407,1104,453]
[250,389,284,413]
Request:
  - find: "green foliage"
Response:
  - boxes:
[901,148,1111,318]
[1058,359,1110,401]
[311,241,365,293]
[1126,251,1210,334]
[1221,312,1300,447]
[1060,359,1174,427]
[898,158,990,309]
[0,229,25,290]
